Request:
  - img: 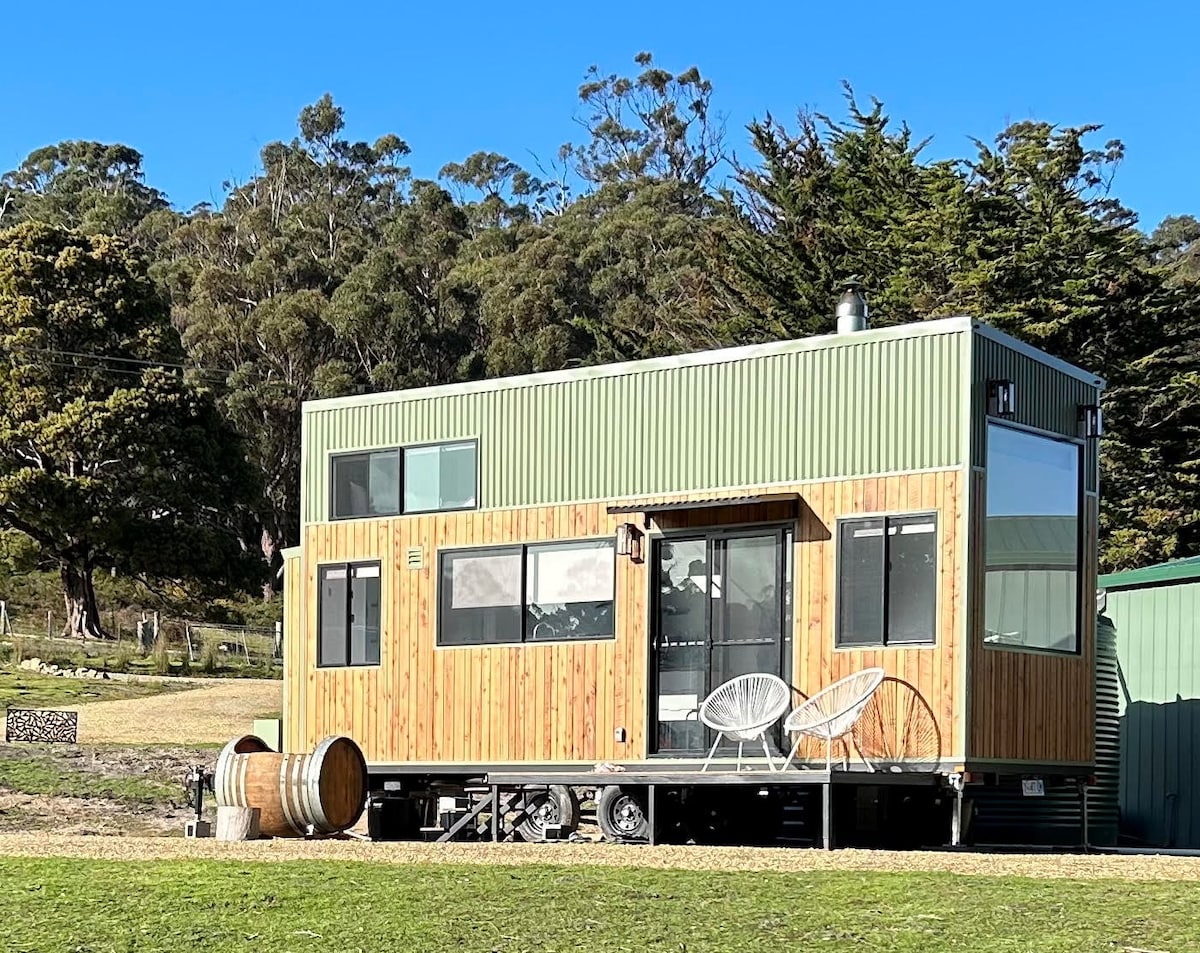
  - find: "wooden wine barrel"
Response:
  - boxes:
[214,734,368,837]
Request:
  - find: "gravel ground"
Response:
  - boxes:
[76,678,282,744]
[0,834,1197,881]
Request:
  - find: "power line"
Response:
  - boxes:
[4,346,233,383]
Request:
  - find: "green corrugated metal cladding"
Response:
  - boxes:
[301,317,1103,523]
[1101,566,1200,849]
[971,333,1104,489]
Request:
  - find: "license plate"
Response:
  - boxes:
[1021,779,1045,797]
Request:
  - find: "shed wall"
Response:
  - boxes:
[1106,582,1200,849]
[302,329,967,522]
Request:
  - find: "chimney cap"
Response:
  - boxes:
[835,276,868,333]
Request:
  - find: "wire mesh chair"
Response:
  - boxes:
[697,673,791,772]
[781,668,886,772]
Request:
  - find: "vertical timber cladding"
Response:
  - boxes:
[294,470,966,766]
[966,330,1104,766]
[281,548,305,753]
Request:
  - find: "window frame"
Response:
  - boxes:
[328,438,479,521]
[982,420,1085,657]
[316,559,383,668]
[437,537,618,648]
[834,511,939,649]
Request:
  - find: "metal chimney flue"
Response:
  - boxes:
[835,278,868,334]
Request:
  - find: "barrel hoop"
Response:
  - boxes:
[307,737,335,832]
[293,754,310,834]
[279,755,301,834]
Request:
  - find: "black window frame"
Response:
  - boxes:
[982,421,1085,656]
[317,560,382,668]
[329,438,479,521]
[834,512,939,648]
[437,538,618,647]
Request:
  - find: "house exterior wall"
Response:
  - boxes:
[282,317,1104,773]
[283,470,968,767]
[965,332,1104,768]
[300,321,971,523]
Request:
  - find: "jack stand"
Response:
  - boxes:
[1077,779,1090,852]
[949,773,965,848]
[185,765,214,838]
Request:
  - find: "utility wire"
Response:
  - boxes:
[4,346,233,383]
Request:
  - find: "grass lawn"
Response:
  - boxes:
[0,668,184,710]
[0,858,1195,952]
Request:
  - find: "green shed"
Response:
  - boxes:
[1099,558,1200,849]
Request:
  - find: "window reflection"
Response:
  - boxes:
[984,424,1081,653]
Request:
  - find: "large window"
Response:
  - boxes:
[836,514,938,647]
[331,440,477,520]
[318,562,381,667]
[984,424,1082,653]
[439,540,616,646]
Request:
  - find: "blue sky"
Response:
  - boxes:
[2,1,1196,230]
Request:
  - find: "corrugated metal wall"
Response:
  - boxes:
[971,334,1102,489]
[302,328,969,522]
[1106,582,1200,848]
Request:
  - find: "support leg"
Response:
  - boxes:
[1078,779,1089,851]
[648,784,657,846]
[737,742,744,772]
[760,735,776,772]
[782,734,803,771]
[949,772,964,848]
[821,781,832,850]
[491,785,499,842]
[825,737,833,773]
[701,732,723,772]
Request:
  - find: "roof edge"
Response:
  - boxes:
[971,320,1107,390]
[1099,556,1200,590]
[302,316,975,414]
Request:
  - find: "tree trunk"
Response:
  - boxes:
[61,560,107,639]
[261,525,285,601]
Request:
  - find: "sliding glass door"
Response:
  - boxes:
[651,527,792,755]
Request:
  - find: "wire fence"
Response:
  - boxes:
[0,600,283,676]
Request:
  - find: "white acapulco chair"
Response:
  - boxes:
[781,668,886,772]
[698,673,792,772]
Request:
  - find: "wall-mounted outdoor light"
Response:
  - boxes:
[1079,403,1103,439]
[615,522,643,562]
[986,379,1016,418]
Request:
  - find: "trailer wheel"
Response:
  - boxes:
[596,785,650,842]
[516,784,580,842]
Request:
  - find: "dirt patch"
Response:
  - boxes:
[76,678,281,744]
[0,744,219,837]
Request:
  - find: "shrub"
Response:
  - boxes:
[151,636,172,676]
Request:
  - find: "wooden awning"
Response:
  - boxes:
[607,492,800,526]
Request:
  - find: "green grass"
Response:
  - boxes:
[0,860,1195,952]
[0,756,173,804]
[0,668,185,710]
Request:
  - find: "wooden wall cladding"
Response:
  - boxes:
[284,470,968,766]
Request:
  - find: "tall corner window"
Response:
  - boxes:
[404,441,477,513]
[331,450,400,519]
[438,539,616,646]
[836,513,937,647]
[318,562,381,667]
[984,423,1082,653]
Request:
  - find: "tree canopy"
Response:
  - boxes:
[2,51,1198,621]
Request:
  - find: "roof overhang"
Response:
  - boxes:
[607,492,801,528]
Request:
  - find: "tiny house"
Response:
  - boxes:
[280,311,1104,844]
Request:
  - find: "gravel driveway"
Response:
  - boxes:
[76,678,282,744]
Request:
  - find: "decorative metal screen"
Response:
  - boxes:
[4,708,79,743]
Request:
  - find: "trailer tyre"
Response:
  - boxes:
[516,784,580,842]
[596,785,650,842]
